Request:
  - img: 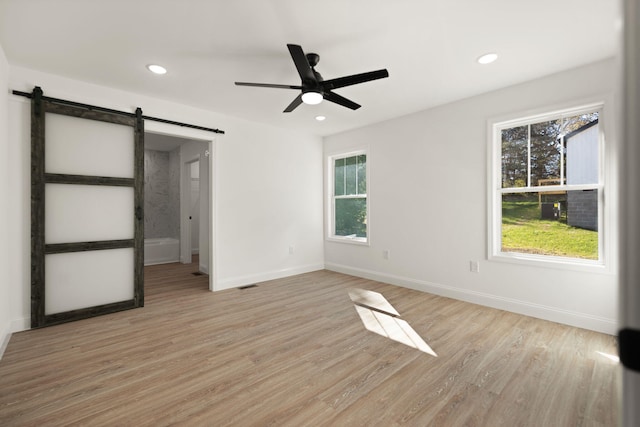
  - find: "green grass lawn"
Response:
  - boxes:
[502,201,598,260]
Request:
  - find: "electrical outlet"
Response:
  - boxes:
[383,249,390,260]
[289,245,295,255]
[470,261,480,273]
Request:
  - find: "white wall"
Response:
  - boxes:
[6,65,324,332]
[0,43,11,356]
[324,59,618,334]
[215,118,325,288]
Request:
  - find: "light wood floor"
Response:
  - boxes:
[0,262,619,426]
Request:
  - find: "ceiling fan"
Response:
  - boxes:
[235,44,389,113]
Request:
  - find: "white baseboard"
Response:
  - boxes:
[216,263,325,291]
[0,322,10,360]
[325,262,617,335]
[199,264,209,275]
[0,317,29,360]
[144,258,180,266]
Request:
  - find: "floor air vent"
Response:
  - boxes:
[192,272,203,276]
[238,284,258,290]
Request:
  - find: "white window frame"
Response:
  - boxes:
[488,102,608,271]
[327,149,369,245]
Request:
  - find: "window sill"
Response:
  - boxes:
[489,251,611,274]
[327,236,369,246]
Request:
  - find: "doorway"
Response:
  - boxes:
[144,131,213,290]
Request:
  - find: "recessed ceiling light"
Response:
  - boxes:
[146,64,167,75]
[477,53,498,65]
[315,115,326,121]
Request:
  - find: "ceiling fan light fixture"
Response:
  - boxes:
[477,53,498,65]
[301,91,323,105]
[146,64,167,75]
[315,115,326,121]
[234,44,388,112]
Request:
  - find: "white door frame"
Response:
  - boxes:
[145,124,216,292]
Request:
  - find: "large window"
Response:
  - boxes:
[490,105,604,265]
[329,151,368,243]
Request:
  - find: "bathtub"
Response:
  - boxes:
[144,237,180,266]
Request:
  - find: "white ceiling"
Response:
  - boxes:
[0,0,619,137]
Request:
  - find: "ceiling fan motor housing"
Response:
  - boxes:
[234,44,389,112]
[306,53,320,68]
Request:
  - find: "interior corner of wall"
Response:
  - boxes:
[0,321,13,360]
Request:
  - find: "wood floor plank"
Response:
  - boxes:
[0,262,619,426]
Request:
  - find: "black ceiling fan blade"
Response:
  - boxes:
[287,44,317,85]
[322,69,389,91]
[235,82,302,90]
[284,93,304,113]
[323,91,361,110]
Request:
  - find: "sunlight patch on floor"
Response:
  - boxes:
[349,288,399,316]
[596,351,619,363]
[349,289,437,357]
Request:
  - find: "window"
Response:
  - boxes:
[490,105,604,265]
[329,151,368,243]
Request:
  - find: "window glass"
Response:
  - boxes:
[357,155,366,194]
[530,119,562,186]
[501,126,528,188]
[501,191,598,260]
[345,156,358,195]
[565,122,599,185]
[334,158,345,196]
[331,152,367,242]
[494,108,602,263]
[335,198,367,238]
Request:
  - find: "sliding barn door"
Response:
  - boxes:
[31,87,144,328]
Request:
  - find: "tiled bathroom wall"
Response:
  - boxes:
[144,149,179,239]
[168,149,180,238]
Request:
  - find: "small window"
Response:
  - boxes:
[329,151,368,243]
[490,105,604,265]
